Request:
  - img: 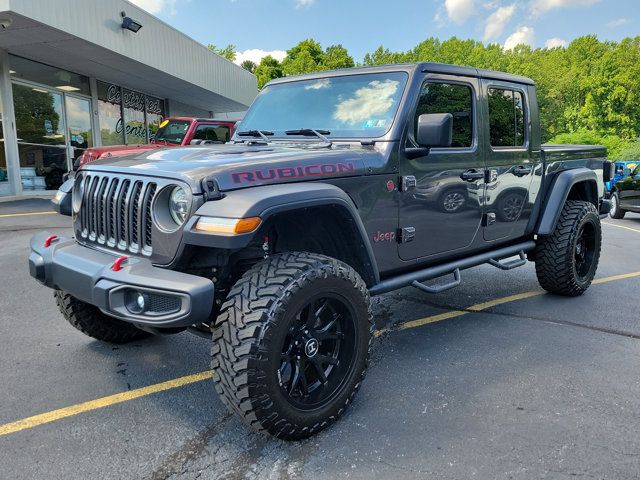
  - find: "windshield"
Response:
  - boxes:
[238,72,408,139]
[152,119,190,144]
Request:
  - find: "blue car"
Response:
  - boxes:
[606,161,639,195]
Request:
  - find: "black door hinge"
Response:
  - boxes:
[397,226,416,243]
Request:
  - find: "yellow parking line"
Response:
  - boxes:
[0,211,56,218]
[2,270,640,437]
[0,371,213,436]
[602,222,640,234]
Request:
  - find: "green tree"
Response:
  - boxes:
[255,55,284,88]
[207,43,237,62]
[282,39,324,75]
[240,60,257,74]
[321,44,354,70]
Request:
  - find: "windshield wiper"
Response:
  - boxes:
[237,130,274,142]
[285,129,332,146]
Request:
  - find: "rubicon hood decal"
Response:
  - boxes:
[232,162,356,184]
[82,143,379,193]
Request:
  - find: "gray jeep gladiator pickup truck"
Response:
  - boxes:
[29,63,613,440]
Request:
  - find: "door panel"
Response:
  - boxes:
[398,77,485,261]
[482,83,537,241]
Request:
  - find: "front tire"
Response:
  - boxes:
[609,192,626,219]
[534,200,602,296]
[212,252,373,440]
[55,291,152,343]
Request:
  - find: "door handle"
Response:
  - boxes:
[512,165,533,177]
[460,169,485,182]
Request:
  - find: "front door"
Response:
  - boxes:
[398,76,485,261]
[13,83,68,190]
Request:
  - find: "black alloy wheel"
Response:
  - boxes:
[278,295,356,410]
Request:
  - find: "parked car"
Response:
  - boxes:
[74,117,238,169]
[31,63,612,440]
[605,160,638,195]
[609,163,640,218]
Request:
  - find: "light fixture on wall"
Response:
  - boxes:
[121,12,143,33]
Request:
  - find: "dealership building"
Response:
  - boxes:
[0,0,257,196]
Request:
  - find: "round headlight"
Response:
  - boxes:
[72,175,84,214]
[169,186,189,225]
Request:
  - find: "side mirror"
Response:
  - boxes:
[416,113,453,148]
[190,139,202,145]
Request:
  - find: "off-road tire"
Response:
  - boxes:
[534,200,601,296]
[212,252,373,440]
[55,290,151,343]
[609,192,626,219]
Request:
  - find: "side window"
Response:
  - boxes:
[414,82,473,148]
[488,88,526,147]
[193,124,230,142]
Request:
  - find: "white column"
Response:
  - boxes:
[89,76,101,147]
[0,49,21,195]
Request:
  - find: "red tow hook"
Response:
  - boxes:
[112,255,128,272]
[44,235,59,248]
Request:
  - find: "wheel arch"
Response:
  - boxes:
[183,182,380,286]
[534,168,599,236]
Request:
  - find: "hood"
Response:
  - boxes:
[83,143,383,193]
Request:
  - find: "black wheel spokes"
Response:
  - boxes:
[575,223,596,278]
[279,295,355,408]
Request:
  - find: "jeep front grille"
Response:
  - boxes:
[78,174,157,255]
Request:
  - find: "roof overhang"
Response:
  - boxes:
[0,0,257,112]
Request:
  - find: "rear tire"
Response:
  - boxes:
[609,192,626,219]
[212,252,373,440]
[534,200,601,296]
[55,290,151,343]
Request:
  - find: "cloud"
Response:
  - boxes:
[128,0,177,16]
[483,4,516,41]
[295,0,314,8]
[234,49,287,65]
[444,0,475,24]
[545,37,568,48]
[333,79,400,124]
[530,0,600,16]
[606,18,629,28]
[503,26,535,50]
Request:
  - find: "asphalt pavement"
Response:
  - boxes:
[1,199,639,479]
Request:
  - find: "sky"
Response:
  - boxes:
[128,0,638,65]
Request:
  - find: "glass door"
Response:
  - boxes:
[65,94,94,165]
[13,82,68,190]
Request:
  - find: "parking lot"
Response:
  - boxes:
[1,200,639,479]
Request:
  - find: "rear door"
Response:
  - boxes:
[481,81,537,241]
[398,75,485,260]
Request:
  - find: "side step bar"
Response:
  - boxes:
[369,241,536,296]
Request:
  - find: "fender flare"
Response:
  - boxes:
[183,182,380,283]
[535,168,599,236]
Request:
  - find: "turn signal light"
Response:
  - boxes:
[195,216,261,235]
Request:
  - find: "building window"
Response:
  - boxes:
[97,81,165,146]
[9,55,90,96]
[414,82,473,148]
[488,88,526,147]
[146,96,165,140]
[97,81,124,146]
[123,88,147,144]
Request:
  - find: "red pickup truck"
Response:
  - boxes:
[74,117,237,169]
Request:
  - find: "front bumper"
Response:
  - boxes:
[28,231,214,328]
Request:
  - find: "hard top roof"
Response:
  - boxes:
[267,62,535,86]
